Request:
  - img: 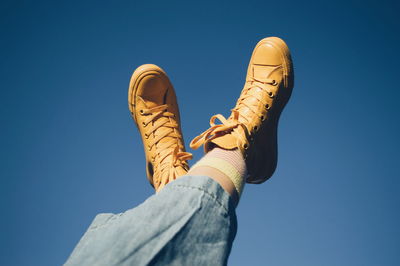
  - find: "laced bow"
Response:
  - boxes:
[141,104,192,189]
[190,110,249,151]
[190,70,279,152]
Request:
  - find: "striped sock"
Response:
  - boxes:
[191,148,246,196]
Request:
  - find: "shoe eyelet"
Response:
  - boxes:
[272,80,277,86]
[243,143,249,150]
[260,115,265,121]
[254,125,258,131]
[265,104,270,110]
[140,109,144,115]
[269,92,274,98]
[142,121,146,126]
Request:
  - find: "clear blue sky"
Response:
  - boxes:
[1,0,399,265]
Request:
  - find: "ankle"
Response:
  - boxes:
[188,166,239,205]
[188,147,246,205]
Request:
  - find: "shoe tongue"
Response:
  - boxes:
[138,97,159,109]
[141,98,160,109]
[207,134,238,152]
[252,65,276,81]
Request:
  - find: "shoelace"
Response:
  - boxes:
[190,69,279,151]
[190,110,248,150]
[233,76,276,122]
[141,104,192,188]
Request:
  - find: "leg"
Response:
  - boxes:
[66,36,294,265]
[66,64,236,266]
[65,176,236,266]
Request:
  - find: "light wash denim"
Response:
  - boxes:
[65,175,237,266]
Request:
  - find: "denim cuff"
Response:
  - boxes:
[164,175,236,215]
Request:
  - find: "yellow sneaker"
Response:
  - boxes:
[190,37,294,184]
[128,64,192,192]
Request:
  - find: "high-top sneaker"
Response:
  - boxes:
[129,64,192,191]
[190,37,294,184]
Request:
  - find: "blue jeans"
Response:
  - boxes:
[65,176,238,266]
